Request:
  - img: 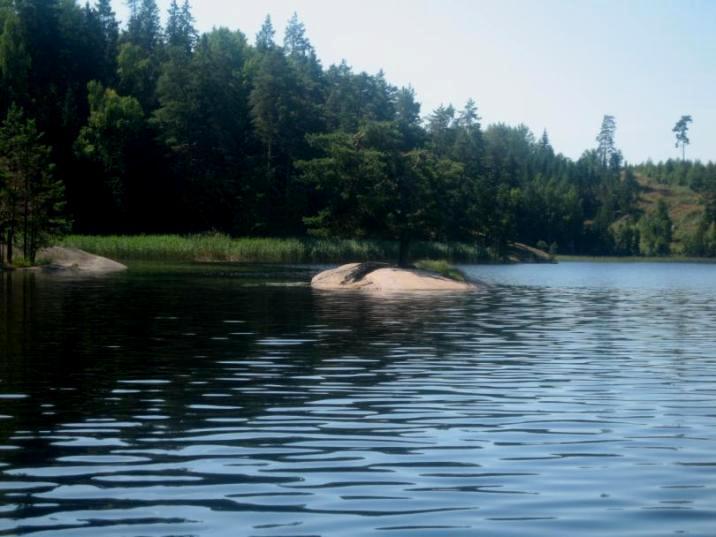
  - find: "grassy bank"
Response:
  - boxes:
[60,234,492,264]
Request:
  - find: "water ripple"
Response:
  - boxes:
[1,263,716,536]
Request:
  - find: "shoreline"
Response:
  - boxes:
[52,235,716,265]
[557,255,716,264]
[4,237,714,271]
[57,235,502,264]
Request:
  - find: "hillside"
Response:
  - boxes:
[634,173,705,254]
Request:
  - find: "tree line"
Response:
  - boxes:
[0,0,714,263]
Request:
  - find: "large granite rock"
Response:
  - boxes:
[312,262,479,292]
[36,247,127,273]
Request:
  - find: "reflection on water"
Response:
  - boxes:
[1,262,716,536]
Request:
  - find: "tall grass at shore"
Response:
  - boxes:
[60,234,491,264]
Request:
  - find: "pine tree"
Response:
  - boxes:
[119,0,163,110]
[596,114,617,167]
[454,99,483,175]
[0,10,31,108]
[395,86,423,149]
[427,105,456,158]
[126,0,161,52]
[0,105,67,264]
[95,0,119,83]
[166,0,197,55]
[284,13,314,60]
[538,130,552,153]
[256,15,275,50]
[673,115,692,161]
[155,28,253,232]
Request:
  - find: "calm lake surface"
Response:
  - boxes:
[1,262,716,536]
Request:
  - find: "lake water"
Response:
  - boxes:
[1,262,716,536]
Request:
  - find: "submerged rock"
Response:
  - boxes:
[508,242,555,263]
[312,262,479,292]
[36,247,127,273]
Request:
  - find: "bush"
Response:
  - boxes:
[414,259,466,281]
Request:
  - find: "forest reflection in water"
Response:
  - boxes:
[1,262,715,536]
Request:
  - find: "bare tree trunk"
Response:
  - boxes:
[7,226,13,266]
[266,139,273,176]
[29,227,36,265]
[23,176,29,261]
[398,235,410,267]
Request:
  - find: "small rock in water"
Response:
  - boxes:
[311,262,481,292]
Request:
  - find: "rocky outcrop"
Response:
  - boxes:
[508,242,555,263]
[312,262,479,292]
[36,247,127,273]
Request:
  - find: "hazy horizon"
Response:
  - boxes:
[112,0,715,163]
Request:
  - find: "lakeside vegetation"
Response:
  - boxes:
[60,234,491,264]
[414,259,467,281]
[0,1,714,267]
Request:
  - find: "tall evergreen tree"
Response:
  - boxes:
[0,105,67,263]
[249,46,305,232]
[673,115,692,161]
[395,86,423,149]
[126,0,161,52]
[95,0,119,84]
[596,114,617,167]
[284,13,314,60]
[120,0,162,109]
[0,10,31,109]
[453,99,483,175]
[427,105,456,158]
[154,28,254,232]
[255,15,275,50]
[166,0,196,55]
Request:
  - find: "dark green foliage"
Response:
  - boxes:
[165,0,196,55]
[255,15,275,50]
[75,81,144,213]
[0,9,30,109]
[0,105,68,263]
[684,219,716,257]
[298,121,465,264]
[96,0,118,77]
[639,200,672,256]
[611,218,641,256]
[154,28,254,232]
[323,63,396,131]
[126,0,161,52]
[1,2,713,260]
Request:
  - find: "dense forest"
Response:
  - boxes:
[0,0,715,264]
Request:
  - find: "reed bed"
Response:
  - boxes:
[60,234,490,264]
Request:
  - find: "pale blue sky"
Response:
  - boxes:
[113,0,715,163]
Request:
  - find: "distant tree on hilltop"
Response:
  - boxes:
[673,115,692,161]
[596,115,617,168]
